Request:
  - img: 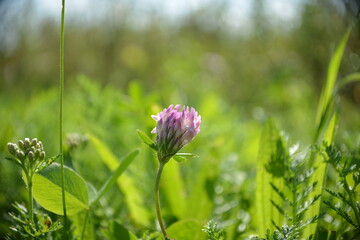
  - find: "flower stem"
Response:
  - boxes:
[155,162,168,238]
[27,175,34,224]
[59,0,68,238]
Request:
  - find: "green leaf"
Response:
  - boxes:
[91,149,139,206]
[167,220,207,240]
[175,153,198,157]
[173,153,198,163]
[105,221,138,240]
[303,114,337,238]
[337,72,360,90]
[32,163,89,215]
[87,133,150,226]
[315,29,350,140]
[136,129,157,150]
[173,155,187,162]
[255,119,285,237]
[162,159,187,219]
[70,210,95,240]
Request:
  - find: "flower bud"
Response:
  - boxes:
[40,151,45,160]
[24,138,31,149]
[31,138,38,147]
[16,150,25,161]
[35,149,40,158]
[18,140,24,150]
[28,151,35,161]
[38,141,43,150]
[151,105,201,163]
[7,143,17,155]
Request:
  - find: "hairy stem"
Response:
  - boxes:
[60,0,67,238]
[155,162,168,238]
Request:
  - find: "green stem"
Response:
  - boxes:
[60,0,67,238]
[80,210,90,240]
[155,162,168,239]
[27,174,34,224]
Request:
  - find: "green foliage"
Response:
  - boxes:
[202,220,225,240]
[255,119,286,235]
[1,3,360,237]
[323,144,360,237]
[103,221,138,240]
[166,220,207,240]
[88,133,150,226]
[8,202,62,239]
[32,163,89,215]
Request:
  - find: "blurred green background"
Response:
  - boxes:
[1,0,360,239]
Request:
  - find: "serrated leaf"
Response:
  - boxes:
[32,163,89,215]
[136,129,157,150]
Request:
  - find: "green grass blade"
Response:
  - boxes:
[91,149,139,206]
[337,72,360,90]
[315,29,350,132]
[303,114,337,238]
[88,133,150,226]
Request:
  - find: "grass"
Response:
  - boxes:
[1,2,360,240]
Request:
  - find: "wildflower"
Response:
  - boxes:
[151,104,201,163]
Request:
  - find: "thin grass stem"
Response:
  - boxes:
[59,0,67,238]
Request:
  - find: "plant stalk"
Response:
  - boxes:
[27,175,34,224]
[60,0,67,238]
[155,162,168,238]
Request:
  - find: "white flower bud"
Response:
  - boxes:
[7,143,17,155]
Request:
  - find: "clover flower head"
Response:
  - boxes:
[151,104,201,163]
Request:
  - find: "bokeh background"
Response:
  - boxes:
[1,0,360,238]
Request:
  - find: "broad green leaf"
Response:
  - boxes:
[33,163,89,215]
[136,129,157,150]
[91,149,139,205]
[88,133,150,226]
[255,119,285,237]
[105,221,138,240]
[167,220,207,240]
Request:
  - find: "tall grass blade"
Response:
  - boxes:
[87,133,150,226]
[303,30,350,238]
[314,29,350,142]
[91,149,139,206]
